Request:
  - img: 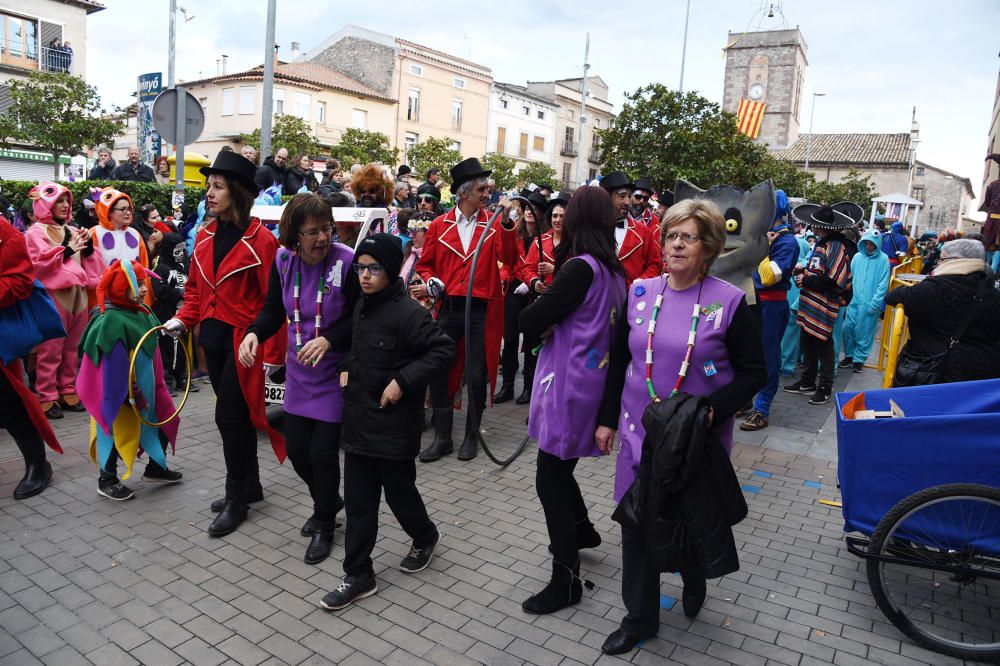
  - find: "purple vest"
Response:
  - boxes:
[614,275,745,501]
[276,244,355,422]
[528,255,626,460]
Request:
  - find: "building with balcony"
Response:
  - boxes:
[0,0,104,180]
[485,82,555,179]
[525,76,614,189]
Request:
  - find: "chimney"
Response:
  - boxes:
[221,54,228,75]
[291,41,300,60]
[216,59,221,76]
[910,106,919,142]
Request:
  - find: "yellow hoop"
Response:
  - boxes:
[127,326,192,427]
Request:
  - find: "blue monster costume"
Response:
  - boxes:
[840,229,890,367]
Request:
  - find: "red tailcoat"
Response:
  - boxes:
[176,218,285,461]
[629,209,661,229]
[521,233,557,287]
[618,220,663,283]
[416,208,518,401]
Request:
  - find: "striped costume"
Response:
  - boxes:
[797,238,851,342]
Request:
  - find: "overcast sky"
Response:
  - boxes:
[87,0,999,198]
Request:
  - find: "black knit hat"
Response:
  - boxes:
[355,233,403,280]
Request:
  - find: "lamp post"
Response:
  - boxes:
[802,92,825,200]
[679,0,691,92]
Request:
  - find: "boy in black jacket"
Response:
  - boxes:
[321,234,454,611]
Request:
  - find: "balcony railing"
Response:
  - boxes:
[588,149,600,163]
[560,140,577,157]
[0,45,74,74]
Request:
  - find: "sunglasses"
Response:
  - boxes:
[633,194,650,201]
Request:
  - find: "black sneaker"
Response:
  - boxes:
[98,481,136,501]
[837,357,853,369]
[319,576,378,611]
[142,466,183,484]
[808,387,832,405]
[399,534,439,573]
[852,362,864,373]
[783,380,816,395]
[44,403,63,420]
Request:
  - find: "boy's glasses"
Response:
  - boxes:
[353,262,384,276]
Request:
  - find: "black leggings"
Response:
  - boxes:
[204,347,258,481]
[0,368,44,465]
[536,450,591,564]
[501,289,529,383]
[283,414,342,523]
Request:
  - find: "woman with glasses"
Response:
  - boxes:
[237,193,358,563]
[594,200,766,655]
[91,188,153,306]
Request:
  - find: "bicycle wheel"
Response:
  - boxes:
[867,483,1000,662]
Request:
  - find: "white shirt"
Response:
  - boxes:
[614,219,627,253]
[455,207,479,254]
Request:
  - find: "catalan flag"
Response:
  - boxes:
[736,98,767,139]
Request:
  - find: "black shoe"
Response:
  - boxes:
[319,575,378,611]
[59,400,86,413]
[522,560,582,615]
[419,408,454,462]
[98,481,135,501]
[783,380,816,395]
[514,386,532,405]
[208,479,247,537]
[838,357,854,369]
[14,462,52,500]
[808,387,832,405]
[211,482,263,512]
[681,573,707,618]
[494,383,515,404]
[304,520,337,565]
[44,403,63,420]
[601,628,651,656]
[143,466,183,484]
[852,362,864,373]
[400,533,439,573]
[457,413,479,461]
[549,521,601,554]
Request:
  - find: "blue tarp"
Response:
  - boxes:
[836,379,1000,541]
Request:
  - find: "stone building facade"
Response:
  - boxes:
[910,160,975,231]
[486,83,556,177]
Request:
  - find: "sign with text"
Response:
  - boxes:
[137,72,162,166]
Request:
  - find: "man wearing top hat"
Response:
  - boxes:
[601,171,662,283]
[412,158,518,462]
[628,177,660,229]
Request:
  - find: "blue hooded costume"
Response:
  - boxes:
[881,221,909,266]
[841,229,890,365]
[780,235,813,375]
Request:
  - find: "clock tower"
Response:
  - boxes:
[722,28,808,149]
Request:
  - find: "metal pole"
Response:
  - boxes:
[168,0,184,193]
[573,33,589,189]
[679,0,691,92]
[260,0,277,160]
[167,0,175,88]
[803,92,824,199]
[175,85,185,194]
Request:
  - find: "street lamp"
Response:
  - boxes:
[803,92,825,199]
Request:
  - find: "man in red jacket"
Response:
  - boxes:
[412,158,518,462]
[602,172,662,283]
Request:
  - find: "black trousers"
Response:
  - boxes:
[0,368,44,465]
[430,297,487,410]
[204,348,258,481]
[536,450,590,564]
[284,414,342,523]
[501,289,531,383]
[99,432,170,483]
[157,333,187,382]
[343,452,437,579]
[799,329,835,390]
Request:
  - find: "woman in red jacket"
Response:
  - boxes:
[163,152,284,537]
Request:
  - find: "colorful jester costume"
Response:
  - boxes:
[77,259,178,479]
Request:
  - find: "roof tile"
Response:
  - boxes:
[772,133,911,165]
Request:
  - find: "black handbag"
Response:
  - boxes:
[893,278,985,387]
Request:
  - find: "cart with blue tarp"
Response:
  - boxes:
[835,379,1000,663]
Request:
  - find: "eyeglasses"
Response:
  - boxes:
[665,231,703,245]
[633,194,650,201]
[112,206,132,214]
[352,262,384,276]
[299,225,333,238]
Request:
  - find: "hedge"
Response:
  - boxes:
[1,180,207,216]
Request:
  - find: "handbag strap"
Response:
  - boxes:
[946,277,987,350]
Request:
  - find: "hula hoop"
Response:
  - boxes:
[127,326,192,427]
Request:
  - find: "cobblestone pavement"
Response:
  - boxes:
[0,367,979,665]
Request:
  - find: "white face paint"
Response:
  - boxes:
[172,244,186,263]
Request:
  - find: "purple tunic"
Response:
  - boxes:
[276,244,355,423]
[614,275,745,501]
[528,255,626,460]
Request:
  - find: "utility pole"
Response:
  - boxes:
[167,0,185,194]
[573,33,589,189]
[679,0,691,92]
[260,0,277,160]
[802,92,825,199]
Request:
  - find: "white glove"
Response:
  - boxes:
[426,277,445,298]
[162,318,187,338]
[514,283,529,296]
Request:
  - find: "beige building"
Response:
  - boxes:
[981,61,1000,214]
[302,25,492,170]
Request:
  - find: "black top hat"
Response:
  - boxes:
[201,151,258,194]
[449,157,492,193]
[600,171,634,193]
[657,190,675,208]
[397,164,412,178]
[792,202,859,231]
[513,189,549,214]
[544,191,571,218]
[633,177,656,195]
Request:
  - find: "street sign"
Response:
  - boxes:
[151,87,205,145]
[137,72,162,166]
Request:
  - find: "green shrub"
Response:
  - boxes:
[1,180,206,218]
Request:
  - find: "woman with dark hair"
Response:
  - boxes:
[517,186,626,615]
[163,152,285,538]
[285,155,320,194]
[135,203,174,258]
[237,193,358,563]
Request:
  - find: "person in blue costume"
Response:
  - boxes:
[780,235,812,376]
[880,220,909,267]
[838,229,890,372]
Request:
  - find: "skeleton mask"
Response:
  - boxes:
[172,243,186,263]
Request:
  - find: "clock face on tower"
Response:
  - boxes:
[748,83,764,101]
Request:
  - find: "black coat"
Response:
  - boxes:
[110,161,156,182]
[284,166,319,194]
[613,393,747,579]
[340,280,454,459]
[254,157,286,192]
[88,159,116,180]
[885,271,1000,384]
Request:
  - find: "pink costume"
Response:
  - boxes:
[23,182,105,406]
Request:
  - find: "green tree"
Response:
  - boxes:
[480,152,517,191]
[806,169,880,217]
[329,128,398,168]
[0,71,123,178]
[518,161,559,191]
[597,84,810,195]
[406,137,461,182]
[239,114,318,159]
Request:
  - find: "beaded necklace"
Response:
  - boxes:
[292,256,327,352]
[645,278,704,402]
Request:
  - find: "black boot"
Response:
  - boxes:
[494,382,515,404]
[457,409,480,461]
[13,435,51,500]
[304,519,337,565]
[211,448,263,512]
[208,478,248,537]
[419,408,454,462]
[522,560,582,615]
[549,520,602,554]
[515,362,534,405]
[681,570,707,618]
